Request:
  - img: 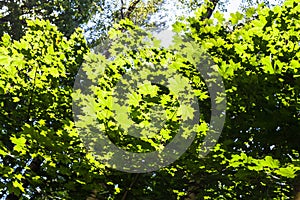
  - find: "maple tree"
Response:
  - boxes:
[0,0,300,199]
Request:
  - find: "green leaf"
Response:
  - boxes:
[13,180,25,193]
[0,148,8,156]
[275,166,297,178]
[168,74,189,94]
[213,11,225,23]
[113,104,134,131]
[178,104,195,120]
[13,97,20,103]
[230,12,244,25]
[1,34,11,46]
[261,56,274,74]
[49,67,60,78]
[246,7,256,17]
[127,92,142,107]
[11,136,26,154]
[0,54,11,66]
[263,156,280,169]
[138,80,159,97]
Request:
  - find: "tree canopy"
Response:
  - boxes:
[0,0,300,199]
[0,0,97,40]
[0,0,284,45]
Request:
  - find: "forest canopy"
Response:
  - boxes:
[0,0,300,199]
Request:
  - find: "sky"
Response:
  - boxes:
[224,0,242,19]
[148,0,243,31]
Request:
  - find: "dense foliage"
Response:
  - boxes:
[0,0,300,199]
[0,20,107,199]
[0,0,96,40]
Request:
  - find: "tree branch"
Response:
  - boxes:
[125,0,141,18]
[120,0,125,19]
[201,0,220,20]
